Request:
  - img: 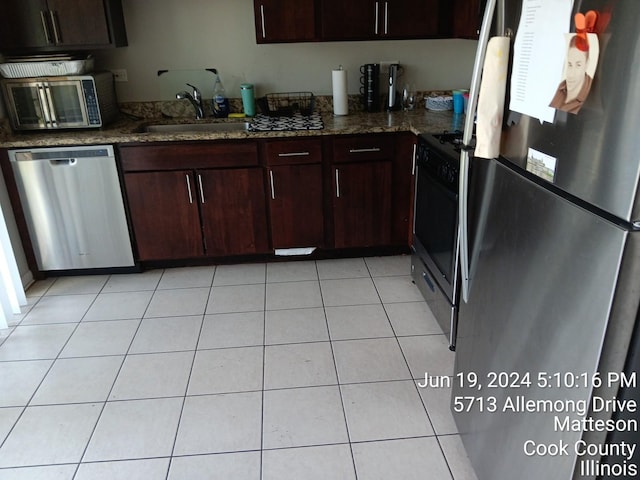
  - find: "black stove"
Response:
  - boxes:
[411,129,473,350]
[416,131,463,192]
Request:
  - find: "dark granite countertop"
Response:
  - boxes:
[0,109,466,148]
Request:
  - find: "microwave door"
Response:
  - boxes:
[6,83,51,130]
[45,81,89,128]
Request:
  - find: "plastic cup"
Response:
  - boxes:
[452,90,464,114]
[240,83,256,117]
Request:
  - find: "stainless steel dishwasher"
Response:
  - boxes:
[8,145,135,271]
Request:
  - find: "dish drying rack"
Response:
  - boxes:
[258,92,315,117]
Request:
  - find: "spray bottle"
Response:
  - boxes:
[212,73,229,118]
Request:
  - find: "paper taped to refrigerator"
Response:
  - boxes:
[509,0,574,123]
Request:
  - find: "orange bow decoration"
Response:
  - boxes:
[574,10,598,51]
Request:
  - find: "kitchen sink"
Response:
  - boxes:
[142,122,251,133]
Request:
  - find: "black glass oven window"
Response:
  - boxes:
[48,84,84,123]
[10,86,43,125]
[415,171,457,283]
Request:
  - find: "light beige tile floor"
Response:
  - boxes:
[0,255,478,480]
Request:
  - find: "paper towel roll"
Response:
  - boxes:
[332,67,348,116]
[475,36,510,159]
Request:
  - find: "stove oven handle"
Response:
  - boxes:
[458,0,497,303]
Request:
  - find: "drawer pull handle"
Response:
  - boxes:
[335,168,341,198]
[349,147,381,153]
[185,175,193,204]
[269,170,276,199]
[422,272,436,292]
[277,152,310,157]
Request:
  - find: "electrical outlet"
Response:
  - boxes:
[111,69,128,82]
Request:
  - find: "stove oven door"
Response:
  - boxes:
[411,145,460,349]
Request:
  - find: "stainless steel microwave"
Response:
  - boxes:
[1,72,118,131]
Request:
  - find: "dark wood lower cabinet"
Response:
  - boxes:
[124,170,204,261]
[268,163,324,249]
[333,161,393,248]
[198,168,269,256]
[119,133,412,263]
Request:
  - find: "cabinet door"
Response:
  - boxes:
[254,0,317,43]
[198,168,270,256]
[320,0,378,40]
[393,132,417,245]
[268,164,324,249]
[452,0,482,38]
[0,0,49,50]
[124,171,204,261]
[0,0,125,53]
[47,0,112,47]
[384,0,442,38]
[333,161,393,248]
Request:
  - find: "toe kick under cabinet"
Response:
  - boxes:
[119,142,269,261]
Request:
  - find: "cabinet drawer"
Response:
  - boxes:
[119,142,259,172]
[263,138,323,165]
[331,135,396,163]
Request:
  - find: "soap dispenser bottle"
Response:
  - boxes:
[212,74,229,118]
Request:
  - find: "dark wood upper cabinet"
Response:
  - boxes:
[255,0,480,42]
[321,0,444,40]
[384,0,451,39]
[452,0,484,39]
[0,0,127,54]
[253,0,319,43]
[320,0,378,41]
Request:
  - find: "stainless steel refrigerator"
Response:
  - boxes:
[453,1,640,479]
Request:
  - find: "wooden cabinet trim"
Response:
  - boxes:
[119,142,259,172]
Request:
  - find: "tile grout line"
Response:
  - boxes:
[320,258,360,480]
[259,262,267,480]
[368,258,452,474]
[72,269,164,478]
[163,264,215,480]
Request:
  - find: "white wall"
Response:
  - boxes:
[94,0,478,102]
[0,173,31,288]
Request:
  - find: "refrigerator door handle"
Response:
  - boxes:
[458,0,498,303]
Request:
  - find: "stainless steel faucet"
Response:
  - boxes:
[176,83,205,119]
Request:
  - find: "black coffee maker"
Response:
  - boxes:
[360,63,380,112]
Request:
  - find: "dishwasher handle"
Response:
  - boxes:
[49,158,77,166]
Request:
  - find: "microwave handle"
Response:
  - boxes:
[36,85,53,128]
[42,84,58,128]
